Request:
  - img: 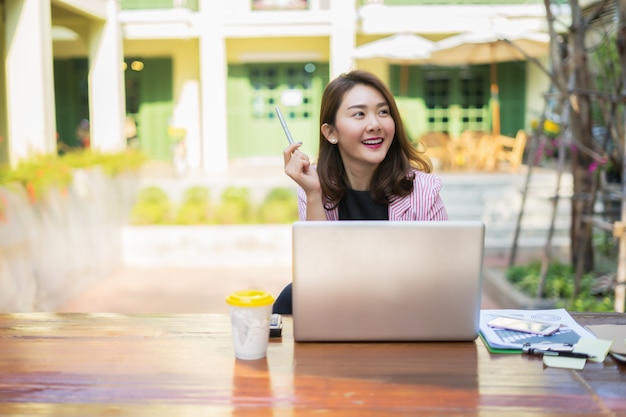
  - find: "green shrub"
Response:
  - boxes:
[506,260,615,312]
[215,187,254,224]
[175,186,213,225]
[130,186,172,225]
[0,149,147,203]
[61,149,147,175]
[2,155,73,203]
[128,185,300,225]
[258,187,298,224]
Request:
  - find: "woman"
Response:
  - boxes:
[273,69,448,313]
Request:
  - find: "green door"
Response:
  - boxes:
[54,57,173,158]
[497,61,527,137]
[54,59,89,149]
[125,57,173,160]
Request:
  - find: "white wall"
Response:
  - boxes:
[525,56,552,129]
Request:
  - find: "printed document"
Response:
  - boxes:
[479,308,595,352]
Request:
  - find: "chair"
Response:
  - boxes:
[454,131,491,171]
[487,130,528,172]
[463,134,493,171]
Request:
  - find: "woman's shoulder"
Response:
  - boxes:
[409,169,443,187]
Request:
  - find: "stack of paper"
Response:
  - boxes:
[479,308,596,353]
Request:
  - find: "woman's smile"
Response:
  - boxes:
[362,137,384,148]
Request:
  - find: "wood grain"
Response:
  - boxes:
[0,312,624,416]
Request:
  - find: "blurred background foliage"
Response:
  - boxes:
[130,185,298,225]
[0,148,298,225]
[507,260,615,312]
[0,149,147,203]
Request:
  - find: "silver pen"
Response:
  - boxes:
[522,342,574,352]
[275,106,295,145]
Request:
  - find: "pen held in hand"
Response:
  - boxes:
[275,106,295,145]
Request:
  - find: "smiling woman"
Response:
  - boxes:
[282,69,446,222]
[275,69,448,314]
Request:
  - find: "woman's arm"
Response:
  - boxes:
[284,143,327,221]
[427,193,449,221]
[297,187,328,221]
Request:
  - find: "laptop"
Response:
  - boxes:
[291,221,485,342]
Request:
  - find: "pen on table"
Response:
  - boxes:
[523,348,594,359]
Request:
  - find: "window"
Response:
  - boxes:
[425,72,451,132]
[459,70,487,132]
[249,64,317,120]
[422,67,489,134]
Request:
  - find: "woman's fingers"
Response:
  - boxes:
[283,144,311,173]
[283,142,303,165]
[283,143,320,192]
[285,154,309,177]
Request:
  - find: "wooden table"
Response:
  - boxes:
[0,312,624,416]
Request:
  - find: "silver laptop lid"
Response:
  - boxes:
[292,221,485,342]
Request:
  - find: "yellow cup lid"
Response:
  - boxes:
[226,290,274,307]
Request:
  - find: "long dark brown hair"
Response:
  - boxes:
[316,69,432,209]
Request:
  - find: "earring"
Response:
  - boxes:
[330,138,337,144]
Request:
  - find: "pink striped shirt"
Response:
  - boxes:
[297,169,448,221]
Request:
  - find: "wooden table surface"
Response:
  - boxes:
[0,312,624,416]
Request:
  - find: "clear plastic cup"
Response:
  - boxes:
[226,290,275,360]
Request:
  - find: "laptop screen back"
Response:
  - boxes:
[291,221,485,342]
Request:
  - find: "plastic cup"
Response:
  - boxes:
[226,290,275,360]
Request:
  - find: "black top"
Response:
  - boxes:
[338,188,389,220]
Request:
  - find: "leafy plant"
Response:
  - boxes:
[128,185,299,225]
[175,186,213,225]
[506,260,615,312]
[60,149,147,175]
[0,149,147,204]
[129,186,172,225]
[258,187,298,224]
[215,187,254,224]
[3,155,73,203]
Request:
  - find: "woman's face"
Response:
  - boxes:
[330,84,395,174]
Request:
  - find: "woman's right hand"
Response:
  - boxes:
[283,143,320,194]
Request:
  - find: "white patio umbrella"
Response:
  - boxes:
[353,33,435,61]
[430,30,550,136]
[430,31,550,66]
[353,33,435,94]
